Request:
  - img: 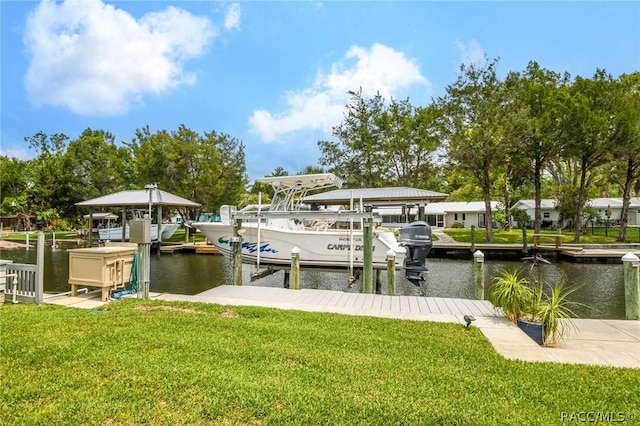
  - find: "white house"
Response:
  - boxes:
[511,197,640,228]
[423,201,502,228]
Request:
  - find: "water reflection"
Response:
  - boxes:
[0,247,626,319]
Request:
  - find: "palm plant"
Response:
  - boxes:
[539,281,583,346]
[489,268,533,323]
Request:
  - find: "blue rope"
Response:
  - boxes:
[112,251,139,299]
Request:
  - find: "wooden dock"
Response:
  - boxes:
[431,241,640,263]
[159,242,221,255]
[182,285,497,320]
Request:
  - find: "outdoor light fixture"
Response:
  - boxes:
[464,314,476,328]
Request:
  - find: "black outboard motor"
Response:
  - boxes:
[398,221,432,286]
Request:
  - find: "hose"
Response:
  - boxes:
[111,251,139,300]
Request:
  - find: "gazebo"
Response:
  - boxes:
[76,185,201,246]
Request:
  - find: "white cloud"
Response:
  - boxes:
[455,39,487,67]
[249,43,429,142]
[224,3,241,31]
[23,0,217,116]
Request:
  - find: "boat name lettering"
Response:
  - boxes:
[338,237,362,242]
[327,244,375,252]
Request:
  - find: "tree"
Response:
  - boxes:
[318,88,386,187]
[378,99,442,188]
[503,62,570,234]
[561,70,618,242]
[439,58,505,242]
[61,128,135,218]
[0,156,29,214]
[608,72,640,241]
[24,131,69,226]
[129,125,247,218]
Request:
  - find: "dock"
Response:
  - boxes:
[431,241,640,263]
[42,286,640,369]
[159,242,221,255]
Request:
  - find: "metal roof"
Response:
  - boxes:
[76,188,201,208]
[303,187,448,205]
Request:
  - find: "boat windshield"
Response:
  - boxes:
[256,173,343,212]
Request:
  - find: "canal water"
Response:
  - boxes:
[0,247,626,319]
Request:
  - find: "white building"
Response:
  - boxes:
[511,197,640,228]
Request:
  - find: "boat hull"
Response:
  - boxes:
[98,223,178,241]
[192,222,406,268]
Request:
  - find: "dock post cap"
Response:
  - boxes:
[622,252,639,262]
[473,250,484,259]
[386,249,396,259]
[291,246,300,254]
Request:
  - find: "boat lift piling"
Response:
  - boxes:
[474,250,485,300]
[362,205,374,294]
[291,247,300,290]
[622,252,640,320]
[387,250,396,296]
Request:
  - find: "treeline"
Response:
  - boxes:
[1,59,638,243]
[317,60,640,243]
[0,125,247,229]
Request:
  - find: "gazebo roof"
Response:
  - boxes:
[76,188,201,208]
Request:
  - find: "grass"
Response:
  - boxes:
[1,300,638,425]
[444,227,640,245]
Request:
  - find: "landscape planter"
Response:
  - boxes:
[517,319,545,346]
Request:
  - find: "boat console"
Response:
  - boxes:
[399,221,432,285]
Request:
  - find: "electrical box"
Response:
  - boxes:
[130,219,151,243]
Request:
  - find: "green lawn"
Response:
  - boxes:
[444,227,640,245]
[1,300,638,425]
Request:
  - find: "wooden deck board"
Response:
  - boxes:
[408,296,420,314]
[426,297,441,314]
[416,297,430,314]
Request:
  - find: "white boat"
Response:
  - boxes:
[191,173,432,282]
[98,223,180,241]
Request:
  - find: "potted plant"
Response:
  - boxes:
[488,268,533,324]
[516,280,547,345]
[537,281,582,346]
[489,267,583,346]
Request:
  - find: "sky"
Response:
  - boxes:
[1,1,639,182]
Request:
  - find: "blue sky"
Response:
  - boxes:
[1,1,639,182]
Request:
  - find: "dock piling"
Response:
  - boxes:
[470,225,476,252]
[362,214,374,294]
[622,252,640,320]
[291,247,300,290]
[474,250,485,300]
[231,235,243,286]
[386,250,396,296]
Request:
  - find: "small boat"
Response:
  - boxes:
[98,210,180,242]
[191,173,432,284]
[98,223,179,241]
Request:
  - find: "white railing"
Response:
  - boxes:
[4,263,41,304]
[1,232,44,305]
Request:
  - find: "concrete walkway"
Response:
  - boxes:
[43,286,639,369]
[431,228,457,243]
